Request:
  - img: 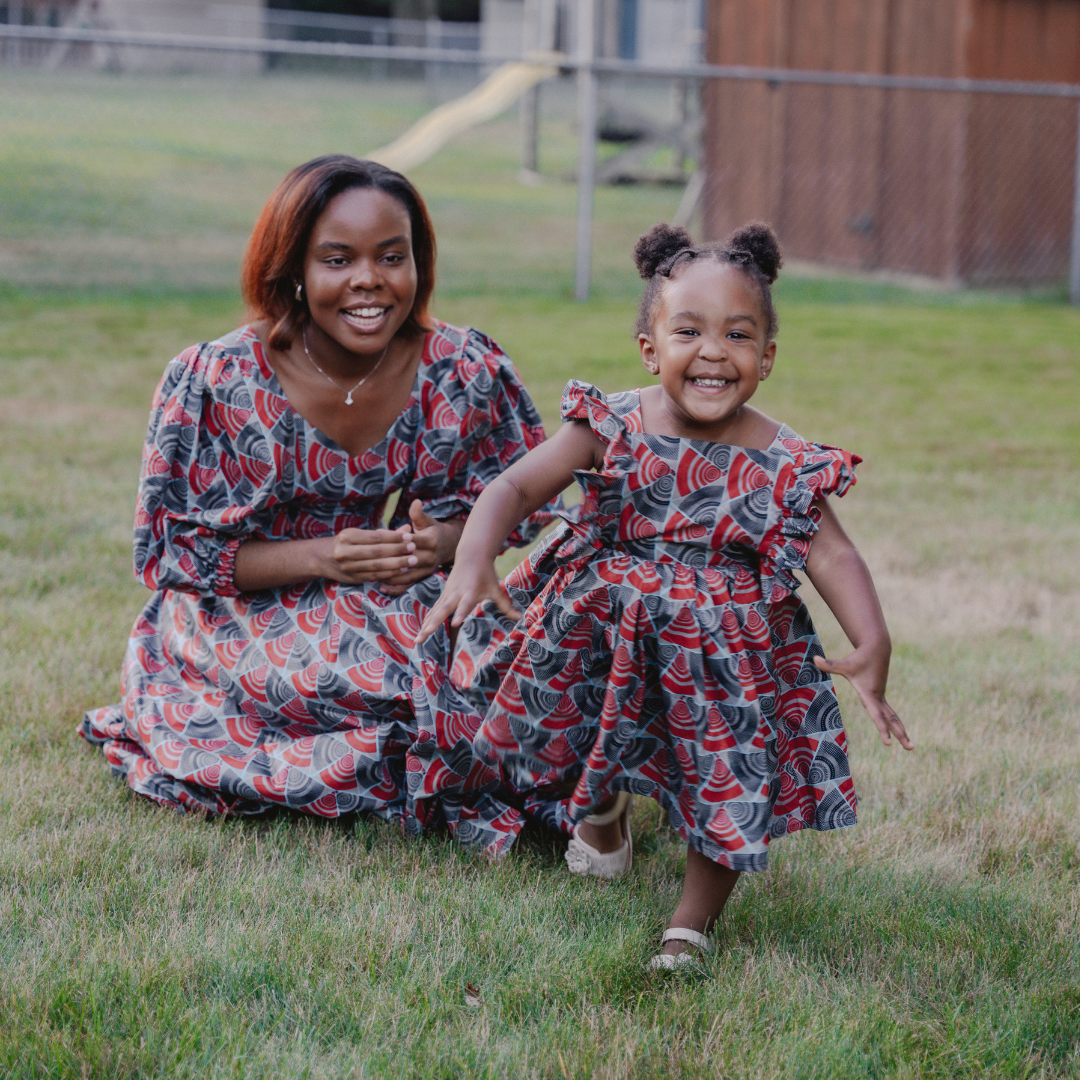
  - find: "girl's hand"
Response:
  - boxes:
[814,649,914,750]
[379,500,465,596]
[416,558,521,644]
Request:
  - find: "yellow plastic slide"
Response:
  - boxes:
[368,55,561,173]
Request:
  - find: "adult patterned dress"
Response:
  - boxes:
[81,321,554,853]
[414,380,862,868]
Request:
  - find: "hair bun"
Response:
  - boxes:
[633,223,693,279]
[724,222,782,284]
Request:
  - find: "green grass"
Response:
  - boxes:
[1,68,1079,1079]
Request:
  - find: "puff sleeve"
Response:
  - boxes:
[759,441,861,603]
[391,327,557,548]
[133,344,282,597]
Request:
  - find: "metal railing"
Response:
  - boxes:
[2,20,1079,303]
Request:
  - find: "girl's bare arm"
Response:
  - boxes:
[416,420,603,640]
[804,498,913,749]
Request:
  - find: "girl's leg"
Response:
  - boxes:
[663,848,741,956]
[576,795,626,853]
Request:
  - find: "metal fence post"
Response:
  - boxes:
[425,17,439,100]
[574,0,598,303]
[1071,101,1080,305]
[519,0,540,174]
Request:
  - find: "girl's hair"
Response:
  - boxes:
[242,155,436,350]
[633,221,783,339]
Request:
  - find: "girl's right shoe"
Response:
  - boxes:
[564,791,633,879]
[647,927,711,972]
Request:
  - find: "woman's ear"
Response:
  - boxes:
[639,334,660,375]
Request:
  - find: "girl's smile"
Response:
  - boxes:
[638,260,777,446]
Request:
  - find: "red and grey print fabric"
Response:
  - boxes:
[80,322,551,851]
[418,380,862,869]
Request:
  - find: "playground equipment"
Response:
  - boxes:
[368,55,560,173]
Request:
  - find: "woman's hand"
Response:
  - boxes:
[416,557,520,643]
[323,502,462,588]
[319,523,420,585]
[379,500,466,596]
[814,648,913,750]
[233,502,463,593]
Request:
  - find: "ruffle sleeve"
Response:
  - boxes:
[561,379,636,451]
[133,343,282,597]
[391,326,556,549]
[759,439,862,603]
[557,380,639,553]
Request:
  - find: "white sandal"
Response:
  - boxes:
[646,927,712,971]
[564,791,633,879]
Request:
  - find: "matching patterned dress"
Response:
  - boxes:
[80,322,553,851]
[416,381,862,869]
[83,336,863,872]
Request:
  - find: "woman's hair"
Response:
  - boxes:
[242,155,436,350]
[633,221,783,339]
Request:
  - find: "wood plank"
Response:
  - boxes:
[702,0,1076,282]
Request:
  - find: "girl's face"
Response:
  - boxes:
[302,186,418,358]
[639,260,775,436]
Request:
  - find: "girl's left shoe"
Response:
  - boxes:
[647,928,711,972]
[565,791,633,879]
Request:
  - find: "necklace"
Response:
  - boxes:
[302,327,389,406]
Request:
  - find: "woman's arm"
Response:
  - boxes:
[233,506,466,593]
[804,498,913,750]
[416,420,603,641]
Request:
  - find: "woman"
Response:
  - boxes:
[81,155,554,854]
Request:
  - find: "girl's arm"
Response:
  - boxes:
[804,499,914,750]
[416,420,603,642]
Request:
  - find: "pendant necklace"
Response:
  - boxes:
[302,327,389,406]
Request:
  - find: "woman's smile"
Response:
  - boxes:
[340,303,391,335]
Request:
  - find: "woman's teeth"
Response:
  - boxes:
[342,306,387,328]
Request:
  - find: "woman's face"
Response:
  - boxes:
[302,186,418,357]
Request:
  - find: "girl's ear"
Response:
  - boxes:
[639,334,660,375]
[760,339,777,381]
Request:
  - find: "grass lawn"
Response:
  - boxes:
[1,69,1079,1079]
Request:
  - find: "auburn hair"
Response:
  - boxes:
[241,155,436,350]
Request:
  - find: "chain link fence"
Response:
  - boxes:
[2,12,1078,299]
[704,79,1080,290]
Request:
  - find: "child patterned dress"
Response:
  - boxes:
[416,380,862,868]
[80,321,553,852]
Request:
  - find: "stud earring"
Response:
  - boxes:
[294,282,303,301]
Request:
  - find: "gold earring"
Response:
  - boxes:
[295,283,303,301]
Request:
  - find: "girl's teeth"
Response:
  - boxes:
[692,378,729,387]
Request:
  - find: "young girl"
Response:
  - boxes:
[416,222,912,968]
